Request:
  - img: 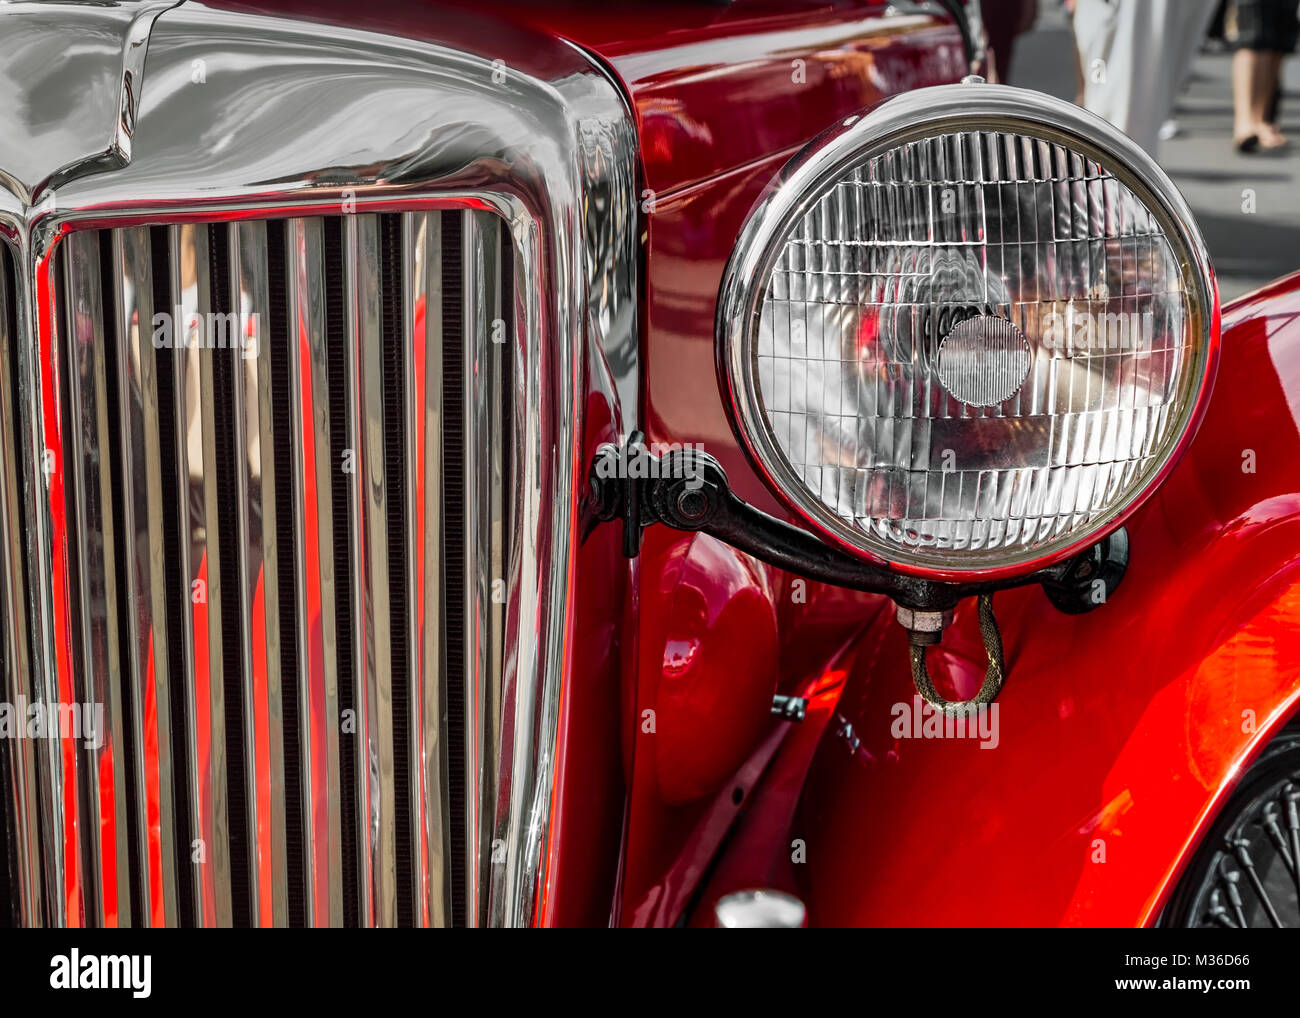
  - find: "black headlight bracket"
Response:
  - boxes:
[586,434,1128,710]
[587,432,1128,614]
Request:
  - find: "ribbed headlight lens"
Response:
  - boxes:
[719,83,1217,577]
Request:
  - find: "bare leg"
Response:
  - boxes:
[1259,52,1287,146]
[1234,48,1288,148]
[1232,48,1260,142]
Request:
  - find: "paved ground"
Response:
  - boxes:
[1009,3,1300,301]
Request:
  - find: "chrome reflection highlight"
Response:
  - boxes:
[286,216,345,927]
[0,1,177,203]
[23,210,516,929]
[0,240,42,927]
[720,83,1216,574]
[171,222,235,928]
[403,211,449,928]
[0,0,640,927]
[113,226,183,926]
[62,231,133,927]
[715,889,807,928]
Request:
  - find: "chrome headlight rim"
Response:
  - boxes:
[716,81,1220,581]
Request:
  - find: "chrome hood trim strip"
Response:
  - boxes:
[0,1,179,205]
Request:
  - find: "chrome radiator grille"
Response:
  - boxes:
[4,209,515,927]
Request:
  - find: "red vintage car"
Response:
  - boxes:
[0,0,1296,931]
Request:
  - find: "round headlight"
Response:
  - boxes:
[718,82,1218,579]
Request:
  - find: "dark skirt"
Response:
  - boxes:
[1226,0,1300,53]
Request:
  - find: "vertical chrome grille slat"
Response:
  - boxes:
[462,209,506,926]
[405,210,451,927]
[382,212,414,929]
[462,210,485,926]
[286,216,344,927]
[38,240,79,927]
[344,213,397,927]
[112,226,179,927]
[481,219,508,921]
[172,223,234,926]
[228,221,289,926]
[0,242,43,927]
[162,224,198,925]
[62,232,132,927]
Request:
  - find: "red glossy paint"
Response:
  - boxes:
[197,0,965,929]
[35,237,85,925]
[302,0,963,926]
[419,0,963,926]
[619,13,966,516]
[684,630,867,927]
[651,533,780,805]
[580,3,967,925]
[545,377,629,928]
[724,273,1300,927]
[174,0,1299,931]
[196,0,645,927]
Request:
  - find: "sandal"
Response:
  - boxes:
[1258,127,1290,152]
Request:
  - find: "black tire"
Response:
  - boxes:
[1163,720,1300,928]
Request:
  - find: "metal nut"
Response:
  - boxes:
[894,604,953,633]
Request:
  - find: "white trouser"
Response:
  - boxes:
[1072,0,1220,159]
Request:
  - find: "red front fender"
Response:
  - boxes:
[713,271,1300,927]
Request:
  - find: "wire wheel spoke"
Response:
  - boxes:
[1285,782,1300,906]
[1230,837,1284,928]
[1165,726,1300,929]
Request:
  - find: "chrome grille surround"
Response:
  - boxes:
[0,1,639,927]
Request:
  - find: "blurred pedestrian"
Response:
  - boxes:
[1071,0,1220,158]
[1225,0,1298,152]
[982,0,1039,81]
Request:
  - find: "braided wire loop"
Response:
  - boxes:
[909,593,1006,711]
